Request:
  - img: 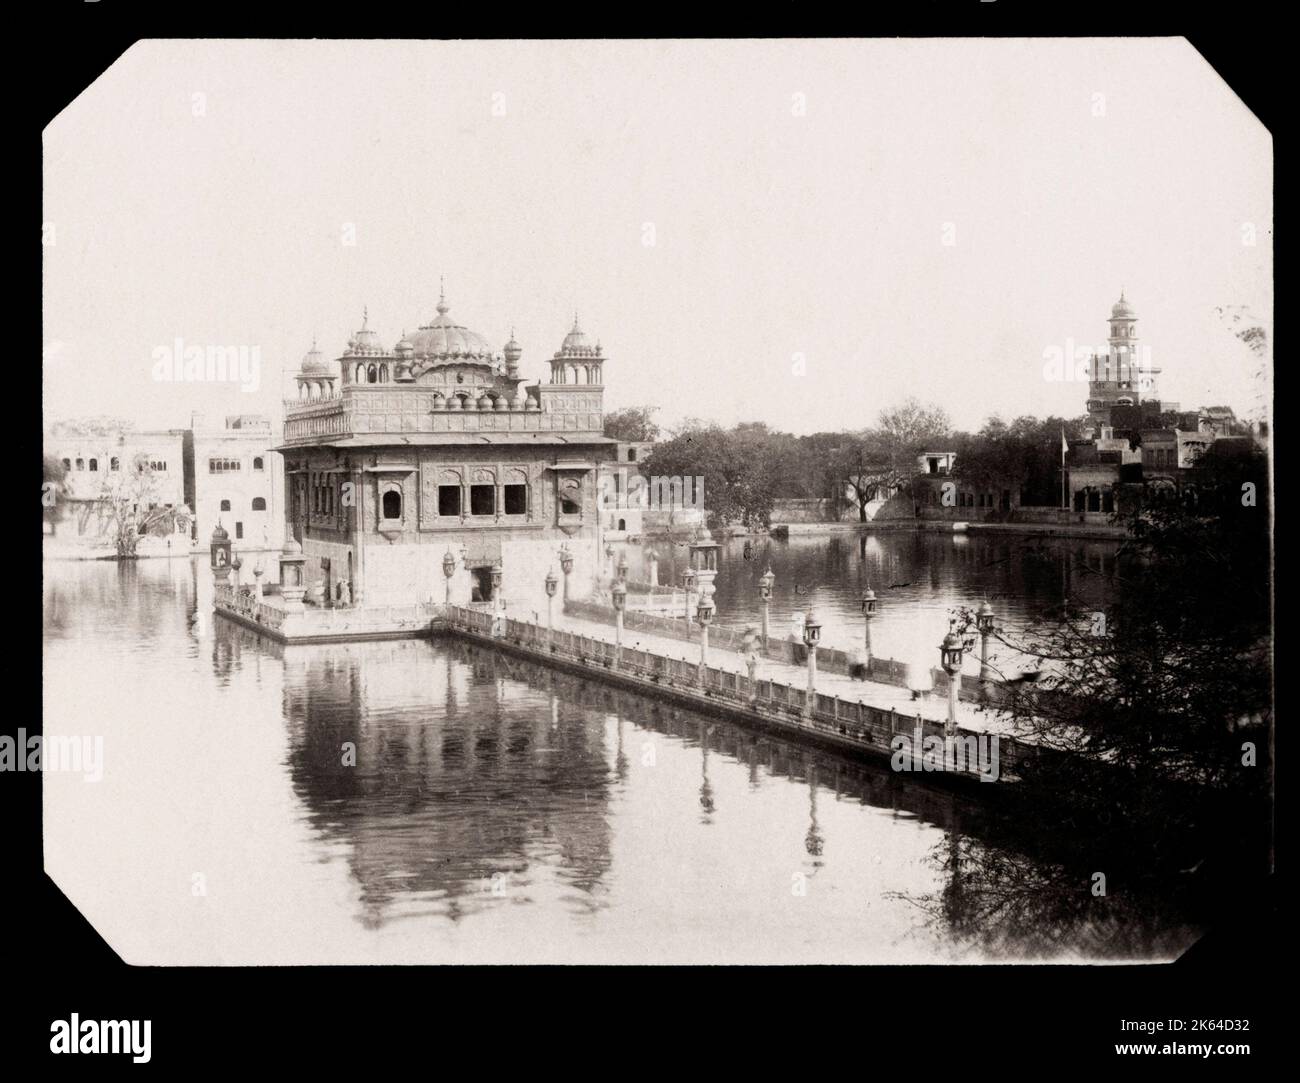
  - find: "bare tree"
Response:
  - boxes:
[96,454,176,557]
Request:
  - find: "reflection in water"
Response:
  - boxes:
[896,825,1203,962]
[281,638,615,927]
[631,531,1127,676]
[41,551,1200,964]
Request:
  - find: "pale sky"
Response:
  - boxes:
[43,38,1272,436]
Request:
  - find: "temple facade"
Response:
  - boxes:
[277,290,617,610]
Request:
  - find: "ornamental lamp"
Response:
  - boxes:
[802,607,822,647]
[941,621,965,675]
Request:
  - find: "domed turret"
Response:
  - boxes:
[1111,291,1136,319]
[300,338,331,375]
[344,308,385,356]
[554,314,602,360]
[549,313,606,385]
[296,336,338,400]
[503,328,522,374]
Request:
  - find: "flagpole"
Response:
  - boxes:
[1060,429,1067,510]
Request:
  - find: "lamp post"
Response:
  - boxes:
[604,541,615,580]
[758,567,775,649]
[682,567,697,622]
[861,584,878,665]
[612,578,627,667]
[490,561,504,635]
[695,590,715,684]
[940,619,965,736]
[544,568,558,645]
[616,553,629,583]
[442,549,457,606]
[210,521,231,587]
[976,599,995,681]
[558,544,574,605]
[802,606,822,716]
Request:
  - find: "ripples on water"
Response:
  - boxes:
[41,538,1199,965]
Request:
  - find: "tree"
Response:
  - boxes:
[42,455,67,532]
[827,399,953,521]
[97,454,177,557]
[603,406,661,442]
[643,421,778,530]
[832,433,894,522]
[987,442,1270,875]
[954,414,1085,507]
[874,397,953,489]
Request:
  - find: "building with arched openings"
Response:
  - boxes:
[277,289,618,609]
[183,413,283,549]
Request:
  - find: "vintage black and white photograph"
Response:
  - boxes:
[26,29,1275,1055]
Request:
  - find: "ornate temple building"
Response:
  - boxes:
[278,289,617,609]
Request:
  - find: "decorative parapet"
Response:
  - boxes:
[442,606,1028,782]
[214,583,287,633]
[281,385,605,445]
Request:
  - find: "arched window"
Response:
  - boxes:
[75,458,84,470]
[368,365,378,383]
[110,457,120,471]
[61,458,71,472]
[220,499,232,512]
[628,447,637,462]
[88,458,98,471]
[379,364,388,382]
[618,518,626,531]
[355,364,364,384]
[253,457,264,471]
[382,490,402,520]
[252,497,266,511]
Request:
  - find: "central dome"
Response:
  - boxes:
[407,292,496,363]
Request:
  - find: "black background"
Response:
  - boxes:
[15,2,1282,1070]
